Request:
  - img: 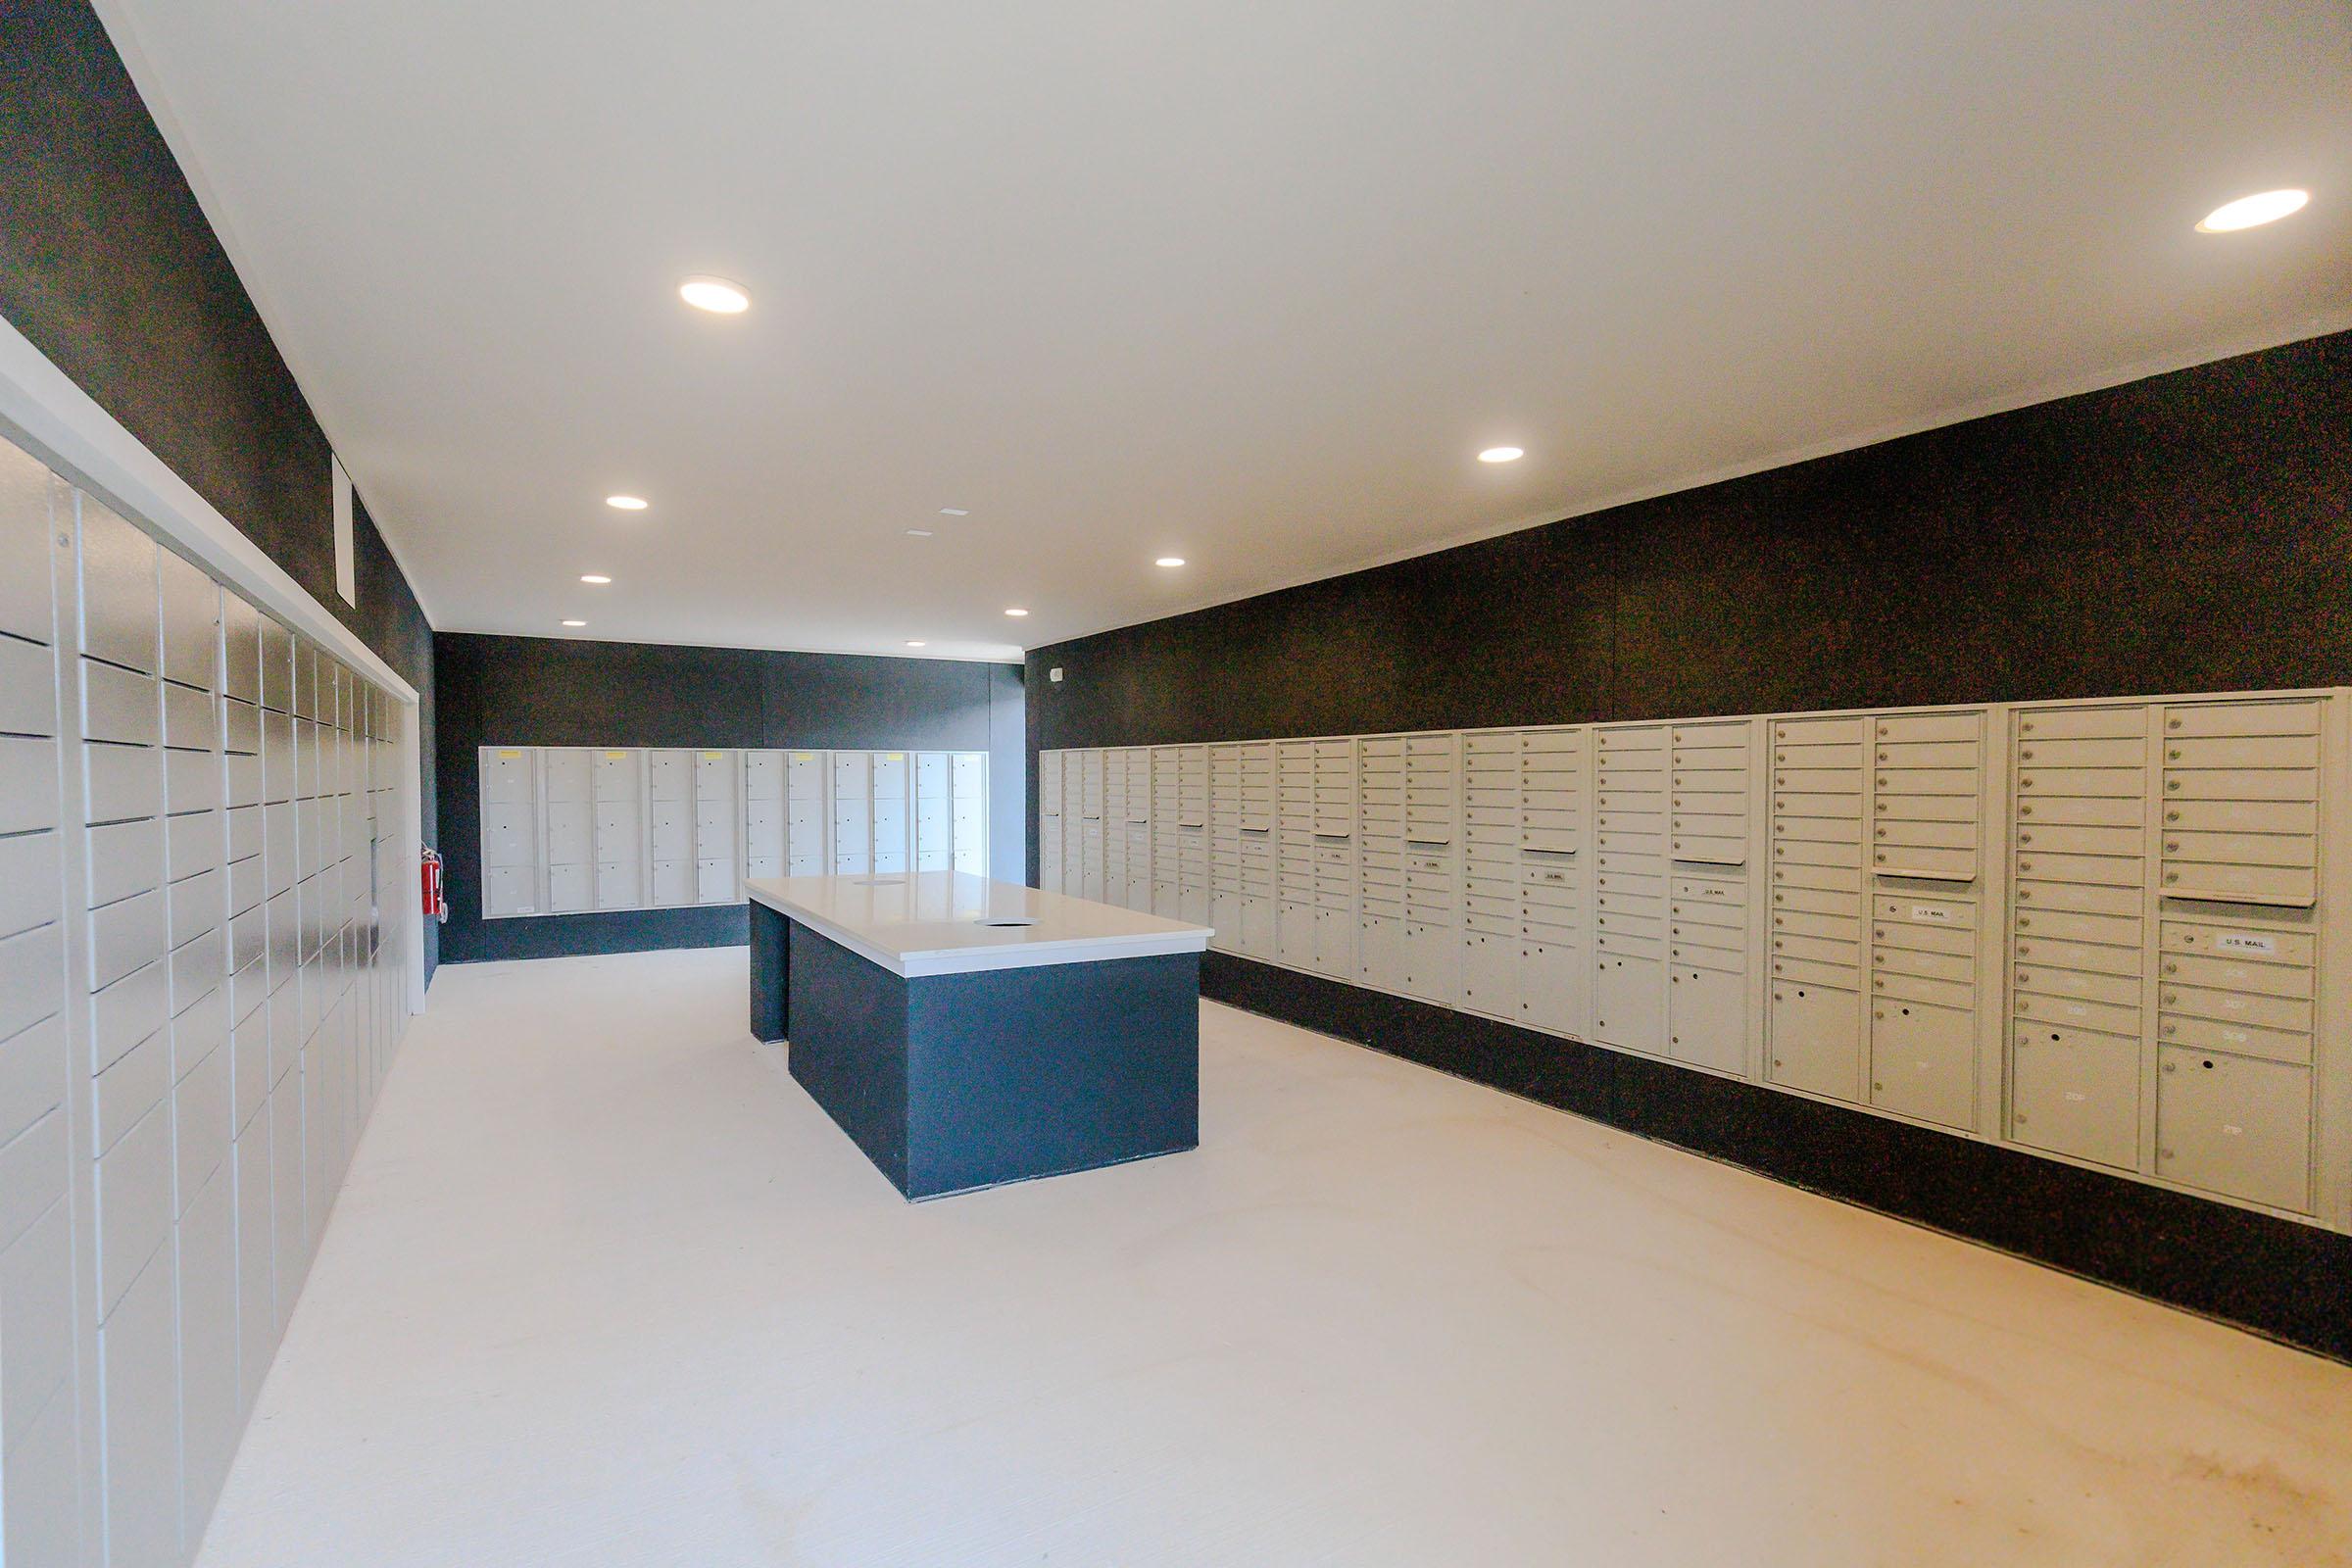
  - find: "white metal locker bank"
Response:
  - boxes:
[1039,684,2352,1237]
[476,746,992,918]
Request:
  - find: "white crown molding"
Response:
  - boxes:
[0,308,420,703]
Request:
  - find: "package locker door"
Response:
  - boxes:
[871,751,909,874]
[593,750,645,908]
[1592,725,1667,1052]
[1037,748,1063,890]
[914,752,953,871]
[833,752,873,873]
[786,750,828,874]
[478,747,542,916]
[543,748,594,911]
[693,750,739,902]
[951,752,988,876]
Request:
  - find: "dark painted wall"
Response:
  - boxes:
[1022,331,2352,1358]
[1029,331,2352,760]
[0,0,440,975]
[433,633,1023,963]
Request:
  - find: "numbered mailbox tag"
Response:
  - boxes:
[2215,931,2278,956]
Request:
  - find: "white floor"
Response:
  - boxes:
[196,949,2352,1567]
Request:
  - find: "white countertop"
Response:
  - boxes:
[746,872,1212,978]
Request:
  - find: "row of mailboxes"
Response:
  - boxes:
[0,429,416,1564]
[480,746,990,918]
[1038,684,2346,1228]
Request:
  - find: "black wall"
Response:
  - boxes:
[0,0,440,973]
[434,633,1024,963]
[1031,331,2352,755]
[1024,332,2352,1359]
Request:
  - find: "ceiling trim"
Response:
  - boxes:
[0,308,420,702]
[1037,309,2352,652]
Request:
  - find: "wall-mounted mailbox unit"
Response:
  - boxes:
[478,746,989,921]
[1040,684,2350,1236]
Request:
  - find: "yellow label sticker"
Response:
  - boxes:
[702,751,724,760]
[792,752,814,760]
[497,750,520,759]
[606,751,628,760]
[884,752,904,760]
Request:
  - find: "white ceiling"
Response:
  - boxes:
[99,0,2352,663]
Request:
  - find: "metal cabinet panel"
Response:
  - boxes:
[1668,964,1745,1073]
[0,632,55,735]
[548,862,592,913]
[1870,1000,1975,1127]
[1768,982,1862,1101]
[102,1244,183,1566]
[0,829,60,941]
[651,859,693,906]
[79,498,159,673]
[0,446,60,645]
[160,551,219,690]
[544,747,592,803]
[2156,1047,2310,1211]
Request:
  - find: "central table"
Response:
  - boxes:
[746,872,1212,1200]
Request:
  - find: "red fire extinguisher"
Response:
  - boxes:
[421,847,448,924]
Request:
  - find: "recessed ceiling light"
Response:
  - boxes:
[906,528,934,538]
[561,619,586,628]
[579,574,612,585]
[606,494,648,511]
[1478,446,1524,464]
[2195,189,2310,233]
[906,640,927,648]
[1004,608,1030,617]
[939,508,970,516]
[1154,556,1186,568]
[678,275,751,314]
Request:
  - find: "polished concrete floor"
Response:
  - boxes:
[196,949,2352,1566]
